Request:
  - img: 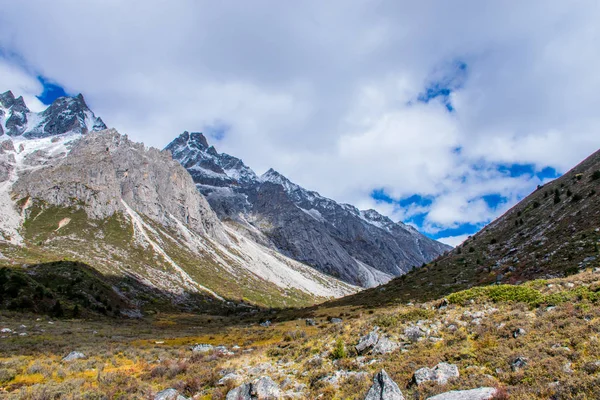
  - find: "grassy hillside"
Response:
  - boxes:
[0,199,343,310]
[329,149,600,308]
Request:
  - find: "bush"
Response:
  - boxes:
[331,338,347,360]
[591,170,600,181]
[572,193,583,202]
[447,285,543,306]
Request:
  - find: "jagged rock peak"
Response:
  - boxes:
[0,90,16,108]
[12,129,227,244]
[0,90,106,138]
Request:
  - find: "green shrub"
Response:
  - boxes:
[331,338,347,359]
[447,285,543,306]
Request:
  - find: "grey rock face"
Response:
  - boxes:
[165,131,451,287]
[154,388,188,400]
[12,130,226,244]
[0,90,106,139]
[426,387,497,400]
[364,369,405,400]
[0,160,13,183]
[414,362,459,386]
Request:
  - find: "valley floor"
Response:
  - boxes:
[3,269,600,399]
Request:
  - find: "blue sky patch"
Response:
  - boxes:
[417,60,468,112]
[203,120,231,142]
[430,223,482,240]
[36,76,68,104]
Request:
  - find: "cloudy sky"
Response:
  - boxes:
[1,1,599,246]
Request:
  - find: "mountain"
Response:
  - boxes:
[0,93,356,312]
[331,148,600,307]
[0,90,106,138]
[165,131,451,288]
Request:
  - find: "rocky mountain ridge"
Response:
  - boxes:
[0,93,356,310]
[166,131,451,288]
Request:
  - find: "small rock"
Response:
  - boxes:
[330,318,343,324]
[512,328,526,338]
[426,387,497,400]
[305,319,316,326]
[154,388,188,400]
[414,363,459,386]
[404,326,425,342]
[218,373,240,385]
[192,344,214,353]
[511,357,527,371]
[62,351,86,362]
[260,321,272,327]
[0,328,12,333]
[364,369,405,400]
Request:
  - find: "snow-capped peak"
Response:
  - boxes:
[0,90,106,139]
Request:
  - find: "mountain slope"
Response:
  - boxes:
[0,94,356,311]
[165,131,451,287]
[330,148,600,307]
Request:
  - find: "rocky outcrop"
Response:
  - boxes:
[426,388,497,400]
[166,131,451,287]
[364,370,405,400]
[12,130,227,243]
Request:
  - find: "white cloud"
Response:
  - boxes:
[0,1,599,236]
[437,234,470,247]
[0,59,45,112]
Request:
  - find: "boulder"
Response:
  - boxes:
[372,336,400,355]
[356,327,399,355]
[364,370,405,400]
[331,318,343,324]
[154,388,188,400]
[260,321,272,327]
[218,372,241,386]
[227,383,252,400]
[305,318,316,326]
[252,376,281,399]
[426,387,497,400]
[404,326,425,342]
[226,376,281,400]
[62,351,86,362]
[414,362,459,386]
[356,328,380,354]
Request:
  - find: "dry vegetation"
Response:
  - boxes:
[2,267,600,399]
